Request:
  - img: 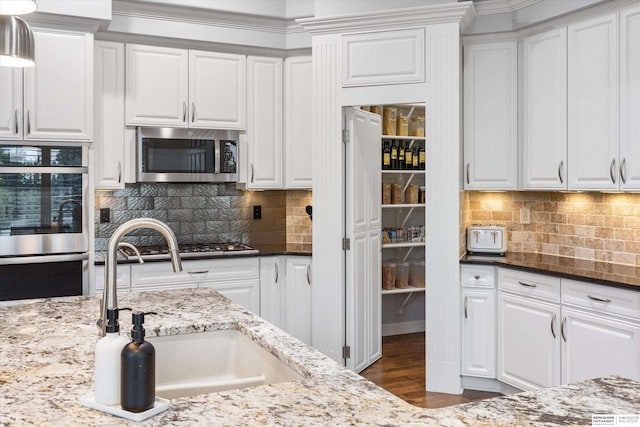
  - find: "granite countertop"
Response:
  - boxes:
[1,289,639,426]
[94,244,311,265]
[461,252,640,291]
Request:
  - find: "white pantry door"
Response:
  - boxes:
[344,107,382,373]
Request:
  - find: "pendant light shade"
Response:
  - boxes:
[0,0,38,15]
[0,15,34,67]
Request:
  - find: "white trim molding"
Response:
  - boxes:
[474,0,543,16]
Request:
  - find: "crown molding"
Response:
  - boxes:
[297,2,476,35]
[473,0,542,16]
[25,12,102,33]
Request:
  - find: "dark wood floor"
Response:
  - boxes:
[360,333,501,409]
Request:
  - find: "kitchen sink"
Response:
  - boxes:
[148,329,304,399]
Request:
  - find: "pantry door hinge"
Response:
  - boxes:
[342,238,350,251]
[342,345,351,359]
[342,129,350,144]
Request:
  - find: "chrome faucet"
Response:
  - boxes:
[99,218,182,336]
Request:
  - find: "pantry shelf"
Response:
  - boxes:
[381,286,426,295]
[382,242,425,249]
[382,135,426,141]
[381,170,425,175]
[381,203,425,209]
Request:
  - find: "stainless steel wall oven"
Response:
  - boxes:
[0,145,88,301]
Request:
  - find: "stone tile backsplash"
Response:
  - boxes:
[94,183,312,251]
[462,191,640,265]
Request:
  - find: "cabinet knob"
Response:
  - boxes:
[474,275,480,280]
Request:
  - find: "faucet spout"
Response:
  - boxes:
[100,218,182,336]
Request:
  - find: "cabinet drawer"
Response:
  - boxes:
[131,257,259,288]
[498,268,560,302]
[461,265,496,288]
[562,279,640,321]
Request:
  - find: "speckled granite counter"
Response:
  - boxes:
[1,289,638,426]
[461,252,640,291]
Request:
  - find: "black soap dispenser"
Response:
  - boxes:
[121,311,157,413]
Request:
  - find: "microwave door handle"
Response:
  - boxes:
[214,140,221,174]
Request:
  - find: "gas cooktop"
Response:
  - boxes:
[118,242,258,260]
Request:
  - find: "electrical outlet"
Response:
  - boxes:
[253,205,262,220]
[100,208,111,223]
[520,208,531,224]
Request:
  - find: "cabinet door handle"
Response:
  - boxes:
[466,163,470,185]
[474,275,480,280]
[250,164,255,183]
[306,264,311,285]
[186,270,209,275]
[14,109,19,135]
[183,102,186,122]
[610,158,616,184]
[558,160,564,184]
[464,296,468,319]
[550,313,556,339]
[518,281,537,288]
[27,110,31,135]
[587,295,611,303]
[117,161,122,183]
[191,102,195,122]
[620,158,627,184]
[561,316,567,342]
[274,262,279,284]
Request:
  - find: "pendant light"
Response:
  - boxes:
[0,0,37,15]
[0,14,34,67]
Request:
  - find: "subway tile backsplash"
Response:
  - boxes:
[94,183,311,251]
[462,191,640,265]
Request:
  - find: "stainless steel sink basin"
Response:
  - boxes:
[148,329,304,399]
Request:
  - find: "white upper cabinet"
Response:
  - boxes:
[521,28,567,190]
[0,68,22,139]
[246,56,283,189]
[0,29,93,142]
[126,45,245,129]
[125,44,188,127]
[567,13,619,191]
[463,41,517,190]
[284,56,313,189]
[189,50,245,129]
[94,41,125,190]
[620,4,640,190]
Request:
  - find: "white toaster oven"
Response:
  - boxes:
[466,226,507,255]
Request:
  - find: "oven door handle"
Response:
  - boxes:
[0,253,89,265]
[0,166,88,174]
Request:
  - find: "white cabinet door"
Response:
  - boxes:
[498,292,561,391]
[200,280,260,314]
[285,257,312,346]
[23,29,93,141]
[94,41,125,190]
[463,41,517,190]
[568,13,619,190]
[462,289,496,378]
[125,44,188,127]
[246,56,283,189]
[94,264,131,293]
[522,28,567,190]
[189,50,245,129]
[345,108,382,373]
[284,56,313,189]
[0,67,22,139]
[259,256,285,329]
[561,307,640,384]
[620,4,640,190]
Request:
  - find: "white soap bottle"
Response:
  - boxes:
[94,307,130,406]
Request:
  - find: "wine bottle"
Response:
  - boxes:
[412,145,419,169]
[419,143,425,170]
[382,141,391,170]
[391,140,398,170]
[398,141,405,170]
[405,143,413,170]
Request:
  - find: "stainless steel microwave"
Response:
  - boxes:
[137,127,238,183]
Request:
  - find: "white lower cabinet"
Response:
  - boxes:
[561,307,640,384]
[200,279,259,314]
[497,292,561,391]
[462,289,496,378]
[259,256,312,346]
[94,264,131,293]
[492,266,640,392]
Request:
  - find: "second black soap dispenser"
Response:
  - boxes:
[121,311,157,413]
